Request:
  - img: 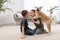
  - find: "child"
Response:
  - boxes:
[20,10,36,39]
[30,9,47,34]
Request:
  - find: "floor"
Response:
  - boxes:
[0,24,60,40]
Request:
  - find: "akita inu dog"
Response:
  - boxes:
[35,7,51,32]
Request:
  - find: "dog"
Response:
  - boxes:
[35,7,51,32]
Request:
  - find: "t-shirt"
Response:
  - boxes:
[20,18,30,33]
[34,18,44,31]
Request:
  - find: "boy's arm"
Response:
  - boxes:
[31,18,40,25]
[22,26,25,35]
[21,19,25,39]
[21,26,25,39]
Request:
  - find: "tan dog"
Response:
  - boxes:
[36,7,51,32]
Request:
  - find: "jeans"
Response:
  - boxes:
[35,29,46,34]
[25,29,36,35]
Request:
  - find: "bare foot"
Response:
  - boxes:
[47,32,52,35]
[20,35,25,39]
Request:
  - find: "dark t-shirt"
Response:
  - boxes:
[34,18,44,31]
[20,18,30,33]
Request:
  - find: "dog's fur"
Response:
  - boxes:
[36,7,51,32]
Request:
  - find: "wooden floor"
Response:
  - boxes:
[0,24,60,40]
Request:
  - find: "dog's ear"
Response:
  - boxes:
[39,7,42,9]
[35,6,42,11]
[36,6,42,11]
[37,8,39,11]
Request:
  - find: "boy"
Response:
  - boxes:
[30,9,47,34]
[20,10,36,39]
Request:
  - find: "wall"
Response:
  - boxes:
[0,0,23,25]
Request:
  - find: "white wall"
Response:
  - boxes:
[0,0,23,25]
[57,0,60,23]
[23,0,35,10]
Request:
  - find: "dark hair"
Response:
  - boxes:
[31,9,35,13]
[21,10,28,17]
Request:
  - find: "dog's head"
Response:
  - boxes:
[35,6,42,12]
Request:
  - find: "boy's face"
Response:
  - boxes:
[25,12,29,18]
[30,11,36,17]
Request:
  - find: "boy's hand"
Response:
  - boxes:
[30,18,34,22]
[31,18,40,25]
[36,20,40,24]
